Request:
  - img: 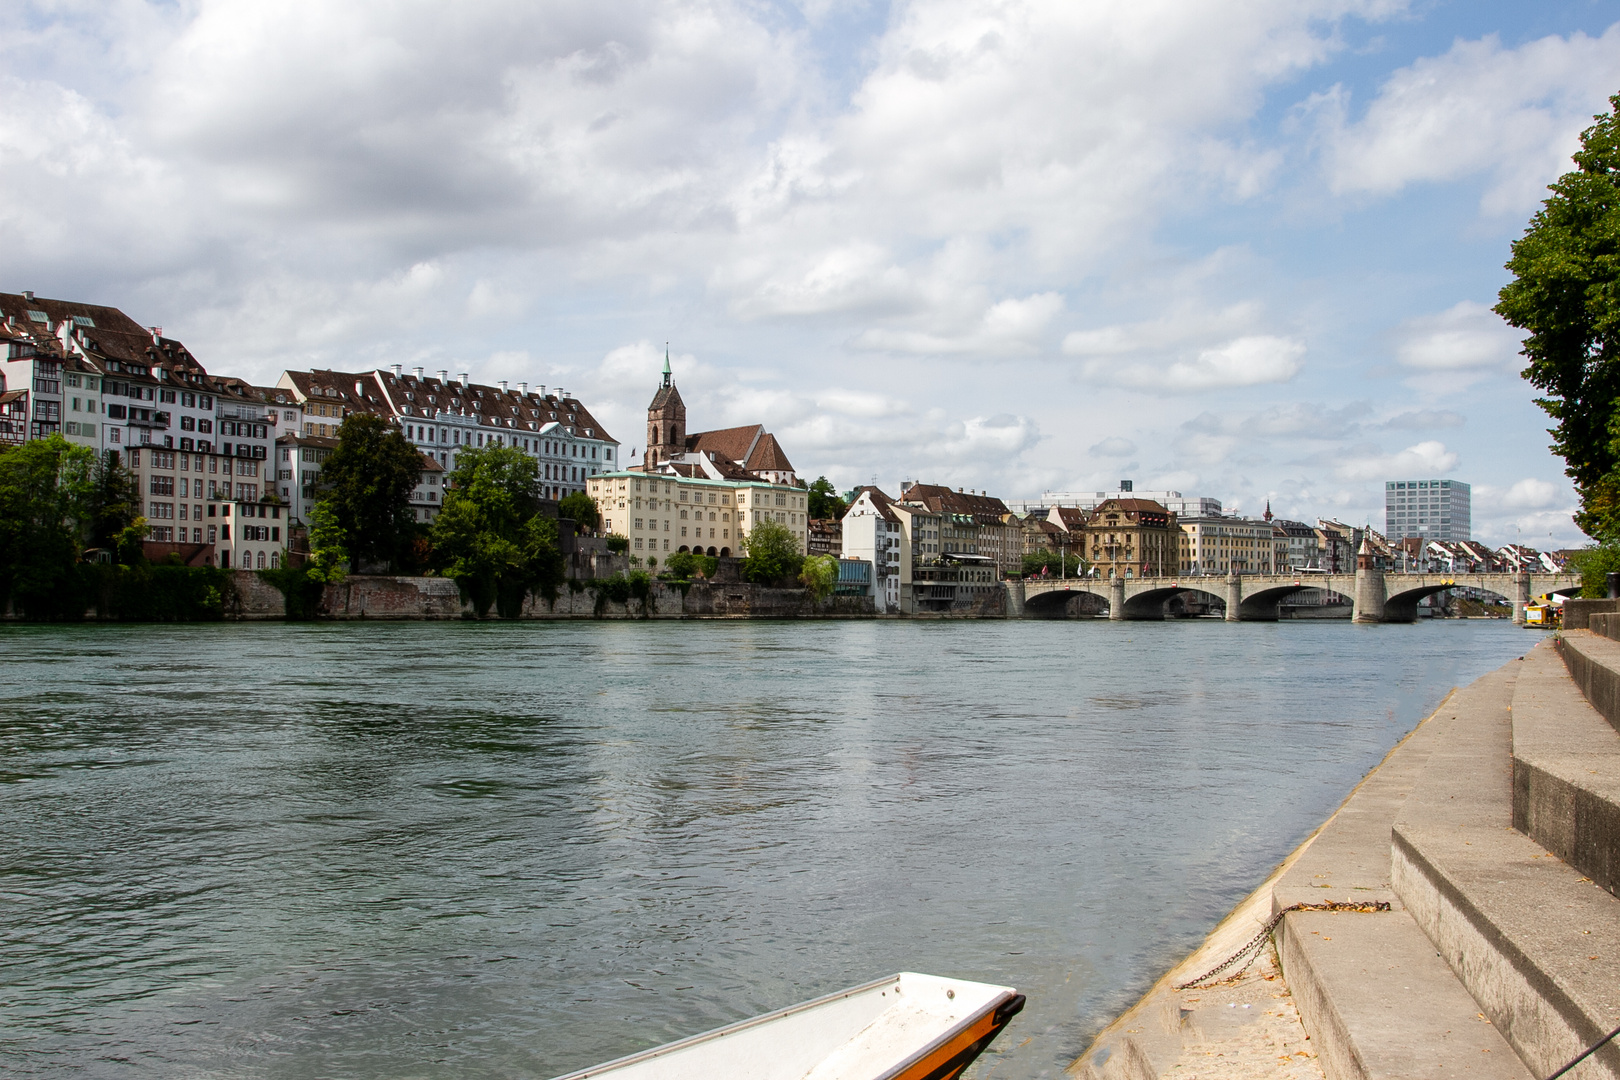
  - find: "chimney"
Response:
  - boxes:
[21,290,33,301]
[437,369,448,383]
[539,385,547,397]
[391,363,403,377]
[518,382,527,394]
[499,380,508,393]
[413,366,424,379]
[458,372,469,386]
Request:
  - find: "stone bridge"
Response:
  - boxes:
[1009,569,1581,624]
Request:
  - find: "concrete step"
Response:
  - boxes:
[1559,630,1620,735]
[1272,665,1535,1079]
[1512,638,1620,897]
[1393,822,1620,1079]
[1392,640,1620,1078]
[1271,667,1517,914]
[1277,909,1530,1080]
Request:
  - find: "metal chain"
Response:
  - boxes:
[1173,901,1392,990]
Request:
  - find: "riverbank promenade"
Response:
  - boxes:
[1074,628,1620,1080]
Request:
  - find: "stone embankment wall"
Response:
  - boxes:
[230,571,877,620]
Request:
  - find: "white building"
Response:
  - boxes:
[1385,479,1471,542]
[841,486,903,613]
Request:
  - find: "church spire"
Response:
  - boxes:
[662,343,672,387]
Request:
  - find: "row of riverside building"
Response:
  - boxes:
[831,481,1571,615]
[0,291,1568,595]
[1,293,623,570]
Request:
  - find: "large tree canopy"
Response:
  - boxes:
[0,435,96,615]
[321,414,424,570]
[430,445,563,617]
[1496,93,1620,540]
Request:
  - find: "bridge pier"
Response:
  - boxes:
[1005,579,1025,618]
[1225,574,1241,622]
[1353,566,1386,623]
[1513,573,1530,625]
[1109,577,1125,621]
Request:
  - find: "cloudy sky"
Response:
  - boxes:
[4,0,1617,546]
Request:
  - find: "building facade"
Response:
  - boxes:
[587,470,807,561]
[1082,498,1177,578]
[1385,479,1471,541]
[841,486,903,613]
[1178,516,1288,575]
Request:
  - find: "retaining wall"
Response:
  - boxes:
[230,571,878,620]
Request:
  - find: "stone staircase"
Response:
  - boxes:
[1074,634,1620,1080]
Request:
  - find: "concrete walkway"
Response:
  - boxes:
[1072,637,1620,1080]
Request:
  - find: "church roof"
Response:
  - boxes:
[743,431,795,473]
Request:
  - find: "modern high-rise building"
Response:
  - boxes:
[1385,479,1471,541]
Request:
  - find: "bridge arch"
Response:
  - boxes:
[1238,584,1352,621]
[1121,586,1225,620]
[1022,584,1110,618]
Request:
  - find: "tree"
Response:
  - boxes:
[800,553,838,599]
[320,414,423,570]
[807,476,847,520]
[1496,94,1620,540]
[87,450,141,554]
[1022,549,1084,578]
[0,435,96,616]
[559,491,600,533]
[741,518,804,584]
[664,549,696,578]
[431,445,564,616]
[306,500,349,584]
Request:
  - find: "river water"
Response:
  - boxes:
[0,619,1539,1078]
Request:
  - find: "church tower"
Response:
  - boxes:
[645,347,686,470]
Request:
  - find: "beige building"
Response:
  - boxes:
[1082,498,1177,578]
[1178,516,1289,575]
[588,470,807,561]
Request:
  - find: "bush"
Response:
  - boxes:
[605,533,629,554]
[664,549,696,578]
[260,564,327,619]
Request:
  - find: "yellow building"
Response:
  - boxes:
[588,470,808,561]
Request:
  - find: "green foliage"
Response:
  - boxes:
[82,563,235,621]
[605,532,629,554]
[807,476,847,520]
[1567,543,1620,597]
[741,519,804,584]
[431,446,564,617]
[559,491,600,532]
[259,565,326,619]
[1496,94,1620,539]
[0,434,96,617]
[88,450,141,553]
[696,554,718,579]
[321,413,424,569]
[799,553,838,600]
[306,501,349,584]
[663,549,696,578]
[1022,549,1084,577]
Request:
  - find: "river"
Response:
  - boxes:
[0,618,1540,1078]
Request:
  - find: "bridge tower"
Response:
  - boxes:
[1353,537,1386,623]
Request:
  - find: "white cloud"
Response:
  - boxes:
[1382,409,1465,430]
[1311,24,1620,214]
[1089,436,1138,458]
[1333,440,1458,482]
[1393,301,1521,372]
[1082,334,1304,392]
[854,291,1064,355]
